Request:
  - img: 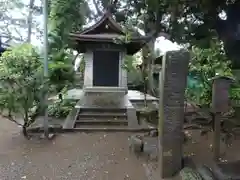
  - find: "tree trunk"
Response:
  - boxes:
[22,109,30,139]
[26,0,35,43]
[142,42,156,96]
[143,78,147,107]
[146,40,156,95]
[142,15,157,96]
[22,122,29,138]
[141,47,148,107]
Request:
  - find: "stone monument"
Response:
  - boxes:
[158,50,190,178]
[210,76,240,180]
[211,76,233,161]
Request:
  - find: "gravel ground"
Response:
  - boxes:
[0,118,149,180]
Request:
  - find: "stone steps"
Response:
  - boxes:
[78,112,127,118]
[27,126,157,133]
[71,127,156,132]
[75,119,128,126]
[76,107,126,112]
[74,107,128,128]
[74,124,128,129]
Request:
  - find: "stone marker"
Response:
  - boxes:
[211,76,233,161]
[158,50,190,178]
[212,76,233,113]
[128,135,144,157]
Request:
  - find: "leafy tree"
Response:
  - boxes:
[124,55,144,91]
[0,0,42,44]
[48,49,75,93]
[48,0,90,41]
[186,39,233,106]
[0,43,43,138]
[47,0,90,93]
[98,0,240,66]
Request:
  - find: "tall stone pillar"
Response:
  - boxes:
[158,50,190,178]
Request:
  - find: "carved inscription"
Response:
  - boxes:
[158,50,190,178]
[212,78,231,113]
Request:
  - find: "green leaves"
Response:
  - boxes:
[48,0,89,46]
[230,88,240,100]
[47,0,88,92]
[48,48,75,93]
[0,43,43,124]
[187,40,233,106]
[48,99,77,118]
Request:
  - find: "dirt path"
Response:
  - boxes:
[0,118,149,180]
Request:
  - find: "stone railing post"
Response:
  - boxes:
[158,50,190,178]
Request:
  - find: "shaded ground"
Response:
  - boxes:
[0,118,149,180]
[184,130,240,166]
[142,129,240,177]
[2,116,240,180]
[139,130,240,180]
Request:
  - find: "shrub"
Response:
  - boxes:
[48,99,77,118]
[0,43,43,138]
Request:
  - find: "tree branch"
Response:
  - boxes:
[112,0,118,7]
[107,0,119,13]
[72,52,80,65]
[26,0,35,43]
[92,0,102,16]
[1,114,23,126]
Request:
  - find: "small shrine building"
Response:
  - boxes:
[69,11,149,92]
[67,11,153,129]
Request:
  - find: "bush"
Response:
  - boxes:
[48,49,75,93]
[48,99,77,118]
[230,87,240,100]
[187,40,233,106]
[0,43,43,138]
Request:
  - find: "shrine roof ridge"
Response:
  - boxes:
[71,11,125,36]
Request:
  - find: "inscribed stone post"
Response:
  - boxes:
[158,50,190,178]
[212,76,232,113]
[211,76,233,161]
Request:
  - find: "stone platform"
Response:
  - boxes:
[62,89,158,102]
[61,89,158,132]
[63,89,158,109]
[28,89,158,133]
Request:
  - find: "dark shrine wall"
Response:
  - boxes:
[92,50,120,86]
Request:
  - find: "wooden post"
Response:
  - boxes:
[211,76,233,161]
[158,50,190,178]
[43,0,49,138]
[213,112,221,161]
